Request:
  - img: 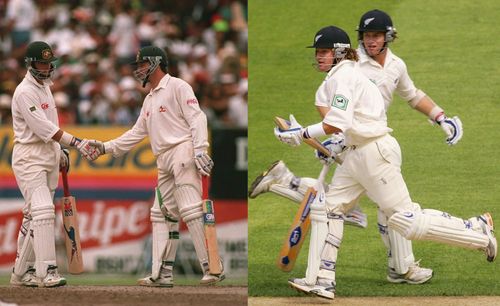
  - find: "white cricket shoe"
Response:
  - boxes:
[387,261,433,284]
[478,213,497,262]
[137,275,173,287]
[249,160,290,198]
[39,265,66,288]
[343,205,368,228]
[288,277,335,300]
[10,267,37,287]
[200,272,225,285]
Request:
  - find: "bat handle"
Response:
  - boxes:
[61,167,70,197]
[317,164,330,184]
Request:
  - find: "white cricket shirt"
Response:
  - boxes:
[11,71,59,144]
[356,48,420,111]
[107,74,209,156]
[316,60,391,146]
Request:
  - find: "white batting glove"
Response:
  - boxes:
[315,133,345,165]
[274,114,304,147]
[194,150,214,176]
[435,113,463,145]
[76,139,102,161]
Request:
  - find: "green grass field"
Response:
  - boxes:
[248,0,500,297]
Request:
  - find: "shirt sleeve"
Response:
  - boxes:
[395,60,419,102]
[322,76,354,132]
[177,82,209,152]
[106,106,148,157]
[16,93,59,143]
[315,77,332,108]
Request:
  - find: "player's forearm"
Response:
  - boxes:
[413,95,438,118]
[52,129,80,147]
[189,112,210,151]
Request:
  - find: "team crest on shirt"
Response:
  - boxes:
[41,103,49,110]
[159,105,167,112]
[332,94,349,111]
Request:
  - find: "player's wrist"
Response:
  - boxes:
[428,106,445,123]
[60,131,80,147]
[303,122,327,139]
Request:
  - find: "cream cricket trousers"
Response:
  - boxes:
[326,134,414,217]
[154,140,202,218]
[12,142,60,213]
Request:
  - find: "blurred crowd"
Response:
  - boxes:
[0,0,248,128]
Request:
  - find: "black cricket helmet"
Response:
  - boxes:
[25,41,58,80]
[357,9,397,42]
[307,25,351,49]
[308,26,352,70]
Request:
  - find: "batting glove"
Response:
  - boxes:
[76,138,102,161]
[274,114,304,147]
[59,148,70,172]
[435,113,463,145]
[194,150,214,176]
[315,134,345,165]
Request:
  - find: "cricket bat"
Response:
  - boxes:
[277,187,316,271]
[202,176,222,274]
[274,116,331,157]
[276,164,330,272]
[60,167,84,274]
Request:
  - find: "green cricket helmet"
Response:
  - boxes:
[25,41,58,80]
[132,46,168,87]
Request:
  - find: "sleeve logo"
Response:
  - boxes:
[331,94,349,110]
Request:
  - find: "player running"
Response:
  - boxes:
[249,9,463,285]
[274,25,496,300]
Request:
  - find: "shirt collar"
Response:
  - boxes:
[150,74,171,93]
[327,59,354,76]
[25,70,53,88]
[358,47,395,67]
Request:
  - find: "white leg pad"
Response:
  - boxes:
[176,186,208,270]
[305,202,328,286]
[269,177,321,204]
[150,208,169,279]
[378,210,414,274]
[162,221,179,276]
[317,214,344,282]
[31,186,56,278]
[388,209,489,250]
[269,184,304,203]
[13,215,35,276]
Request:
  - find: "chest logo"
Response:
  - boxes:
[41,103,49,110]
[186,98,198,105]
[331,94,349,111]
[159,105,167,113]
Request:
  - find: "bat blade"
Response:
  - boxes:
[276,187,316,272]
[61,195,84,274]
[274,116,331,157]
[203,199,222,274]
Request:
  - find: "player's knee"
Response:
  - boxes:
[388,211,429,240]
[179,202,203,223]
[30,186,54,220]
[150,208,165,223]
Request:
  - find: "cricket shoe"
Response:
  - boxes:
[249,160,292,198]
[478,213,497,262]
[387,260,433,284]
[37,265,66,288]
[10,267,37,287]
[137,275,174,287]
[200,266,226,285]
[288,277,335,300]
[343,205,368,228]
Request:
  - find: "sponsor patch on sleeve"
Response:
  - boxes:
[331,95,349,111]
[29,106,36,112]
